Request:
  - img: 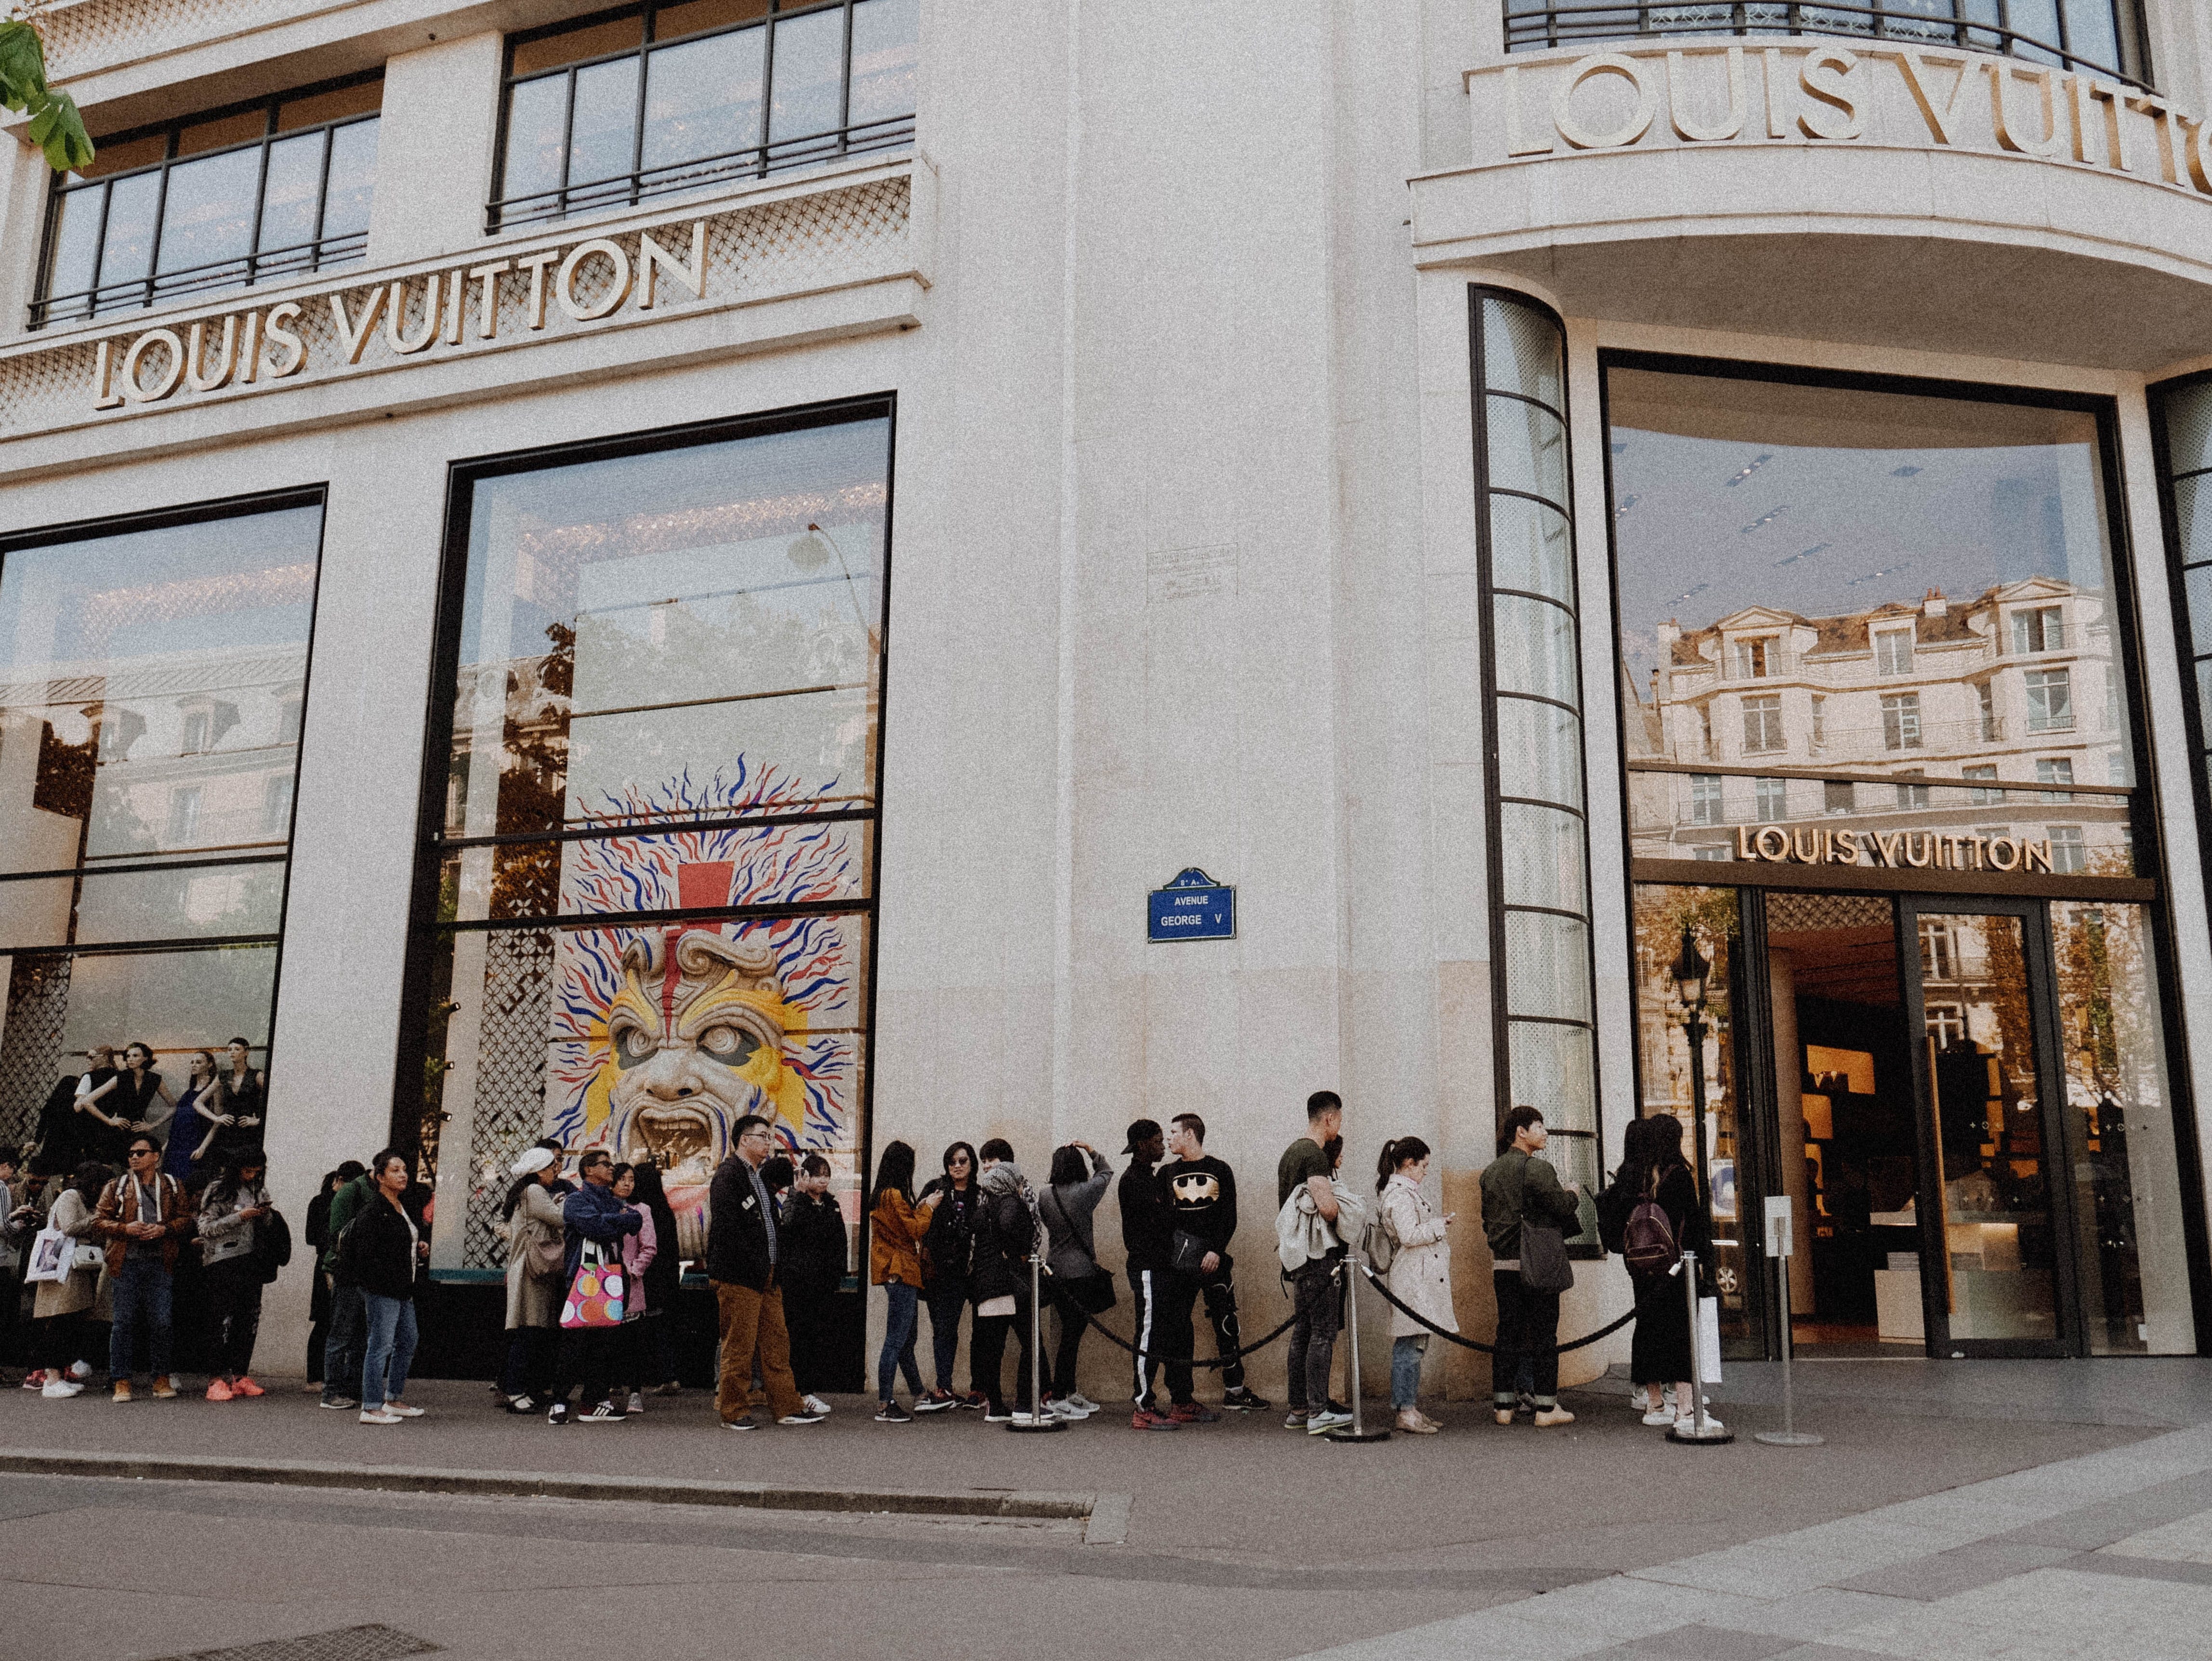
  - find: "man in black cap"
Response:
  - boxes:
[1116,1119,1183,1431]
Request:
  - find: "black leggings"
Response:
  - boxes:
[204,1258,263,1379]
[967,1304,1034,1412]
[1049,1287,1086,1397]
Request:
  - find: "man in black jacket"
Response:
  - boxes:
[1117,1119,1184,1431]
[706,1116,824,1431]
[1160,1113,1268,1413]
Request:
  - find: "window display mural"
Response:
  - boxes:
[408,407,888,1274]
[0,497,320,1173]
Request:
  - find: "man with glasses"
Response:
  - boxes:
[706,1115,823,1431]
[94,1136,195,1403]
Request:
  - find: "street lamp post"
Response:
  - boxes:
[1670,925,1712,1210]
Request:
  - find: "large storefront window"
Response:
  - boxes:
[404,404,889,1277]
[0,496,322,1168]
[1611,361,2195,1357]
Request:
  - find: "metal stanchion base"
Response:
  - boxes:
[1667,1420,1736,1445]
[1322,1426,1392,1442]
[1006,1412,1069,1433]
[1754,1429,1825,1447]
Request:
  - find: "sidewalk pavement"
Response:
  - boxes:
[0,1359,2203,1660]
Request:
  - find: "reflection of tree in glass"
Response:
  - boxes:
[1631,884,1739,1119]
[2055,903,2150,1347]
[489,621,574,917]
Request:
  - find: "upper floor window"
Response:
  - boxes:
[1741,692,1784,753]
[493,0,919,230]
[35,76,381,329]
[2013,604,2067,653]
[1873,626,1914,675]
[1730,636,1774,678]
[1881,691,1922,750]
[1689,772,1723,824]
[1503,0,2146,86]
[2026,667,2074,731]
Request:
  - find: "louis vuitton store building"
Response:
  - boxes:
[3,0,2212,1390]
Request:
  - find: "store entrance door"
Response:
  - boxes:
[1761,892,2076,1358]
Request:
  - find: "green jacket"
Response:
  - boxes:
[321,1173,374,1277]
[1479,1148,1580,1260]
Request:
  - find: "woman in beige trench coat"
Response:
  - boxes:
[32,1162,114,1394]
[1378,1137,1455,1435]
[498,1146,567,1412]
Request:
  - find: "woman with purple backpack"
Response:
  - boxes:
[1619,1114,1719,1435]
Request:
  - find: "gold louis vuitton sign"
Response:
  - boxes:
[1476,43,2212,194]
[89,219,708,411]
[1734,823,2055,873]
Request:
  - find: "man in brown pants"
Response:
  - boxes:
[706,1115,825,1431]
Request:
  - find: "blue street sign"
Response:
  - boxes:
[1148,867,1235,942]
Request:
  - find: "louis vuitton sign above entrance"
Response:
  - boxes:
[1470,42,2212,194]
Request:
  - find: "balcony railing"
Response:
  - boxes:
[1502,1,2145,89]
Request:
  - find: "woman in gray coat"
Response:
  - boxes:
[498,1146,567,1413]
[1036,1141,1111,1418]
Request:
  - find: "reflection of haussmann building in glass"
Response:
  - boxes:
[3,0,2212,1389]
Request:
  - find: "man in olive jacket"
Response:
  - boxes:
[319,1164,375,1409]
[1479,1106,1582,1428]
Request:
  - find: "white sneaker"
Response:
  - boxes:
[1065,1392,1100,1414]
[803,1394,830,1416]
[1045,1397,1093,1420]
[359,1409,402,1425]
[628,1391,645,1416]
[1675,1410,1726,1434]
[384,1402,425,1418]
[1641,1405,1676,1426]
[40,1379,81,1398]
[1305,1408,1354,1435]
[67,1361,92,1381]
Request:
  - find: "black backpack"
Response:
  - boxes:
[256,1205,293,1285]
[1621,1172,1679,1281]
[1595,1172,1637,1256]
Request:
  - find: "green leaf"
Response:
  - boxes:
[0,22,44,98]
[0,20,93,173]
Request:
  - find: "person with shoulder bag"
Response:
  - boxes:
[1620,1113,1719,1435]
[496,1146,567,1413]
[1478,1106,1582,1429]
[1037,1140,1112,1419]
[194,1148,275,1401]
[30,1161,111,1396]
[92,1135,195,1403]
[1377,1136,1456,1435]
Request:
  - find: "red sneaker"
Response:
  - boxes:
[205,1379,234,1402]
[231,1376,266,1398]
[20,1370,46,1391]
[1129,1407,1182,1431]
[1168,1401,1219,1424]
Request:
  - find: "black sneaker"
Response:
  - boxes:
[578,1400,627,1424]
[1221,1387,1271,1412]
[875,1400,913,1423]
[547,1402,570,1426]
[504,1395,539,1415]
[722,1415,759,1431]
[914,1389,960,1414]
[320,1396,360,1411]
[777,1409,829,1425]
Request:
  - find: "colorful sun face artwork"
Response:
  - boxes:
[544,764,864,1258]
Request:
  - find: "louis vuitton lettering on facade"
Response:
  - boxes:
[89,220,709,411]
[1733,822,2056,873]
[1475,43,2212,192]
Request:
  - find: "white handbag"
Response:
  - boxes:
[22,1225,67,1284]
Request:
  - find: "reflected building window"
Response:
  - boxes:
[0,497,318,1159]
[1873,626,1915,675]
[2013,605,2067,654]
[1964,764,2001,805]
[1755,776,1789,822]
[401,405,891,1275]
[1742,694,1784,754]
[2039,758,2076,802]
[1881,692,1923,751]
[1689,773,1723,825]
[2026,668,2073,732]
[2048,825,2089,872]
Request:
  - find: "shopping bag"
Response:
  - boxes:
[559,1237,625,1329]
[23,1226,66,1284]
[1698,1294,1724,1385]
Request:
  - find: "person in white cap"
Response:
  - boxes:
[498,1142,569,1413]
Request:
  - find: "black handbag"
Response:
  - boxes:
[1517,1160,1575,1294]
[256,1205,293,1285]
[1063,1268,1117,1313]
[1169,1229,1212,1276]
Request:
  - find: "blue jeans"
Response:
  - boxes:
[109,1256,173,1380]
[360,1293,418,1411]
[878,1280,922,1400]
[322,1281,366,1404]
[1391,1334,1427,1409]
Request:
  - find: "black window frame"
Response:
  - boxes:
[1502,0,2153,89]
[389,393,896,1222]
[31,71,384,331]
[489,0,917,232]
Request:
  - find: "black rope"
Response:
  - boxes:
[1356,1262,1638,1357]
[1045,1276,1301,1369]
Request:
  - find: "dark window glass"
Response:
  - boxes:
[0,500,321,1159]
[405,408,891,1282]
[494,0,918,228]
[35,76,381,328]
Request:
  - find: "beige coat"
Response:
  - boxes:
[1381,1173,1457,1339]
[503,1180,566,1330]
[32,1188,106,1321]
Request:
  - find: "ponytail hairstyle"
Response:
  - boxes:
[1376,1135,1432,1193]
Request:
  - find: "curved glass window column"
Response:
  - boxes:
[1503,0,2148,87]
[1472,289,1602,1213]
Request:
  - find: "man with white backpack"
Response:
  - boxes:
[1276,1091,1361,1435]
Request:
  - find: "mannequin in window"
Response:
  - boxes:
[210,1038,267,1159]
[114,1042,176,1146]
[163,1052,225,1184]
[70,1045,132,1165]
[31,1048,110,1178]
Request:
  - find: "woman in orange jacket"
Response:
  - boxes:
[869,1140,937,1422]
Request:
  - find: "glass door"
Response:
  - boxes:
[1901,899,2078,1356]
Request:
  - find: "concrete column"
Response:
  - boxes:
[366,31,504,269]
[0,135,52,343]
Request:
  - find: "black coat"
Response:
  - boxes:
[967,1184,1032,1304]
[779,1191,847,1299]
[919,1177,979,1287]
[344,1194,423,1300]
[705,1157,778,1291]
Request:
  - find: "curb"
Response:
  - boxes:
[0,1447,1102,1525]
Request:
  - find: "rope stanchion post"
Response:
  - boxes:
[1667,1247,1732,1445]
[1007,1252,1066,1433]
[1325,1237,1388,1443]
[1755,1193,1822,1448]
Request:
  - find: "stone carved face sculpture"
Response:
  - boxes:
[596,927,804,1257]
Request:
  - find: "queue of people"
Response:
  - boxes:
[0,1076,1712,1436]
